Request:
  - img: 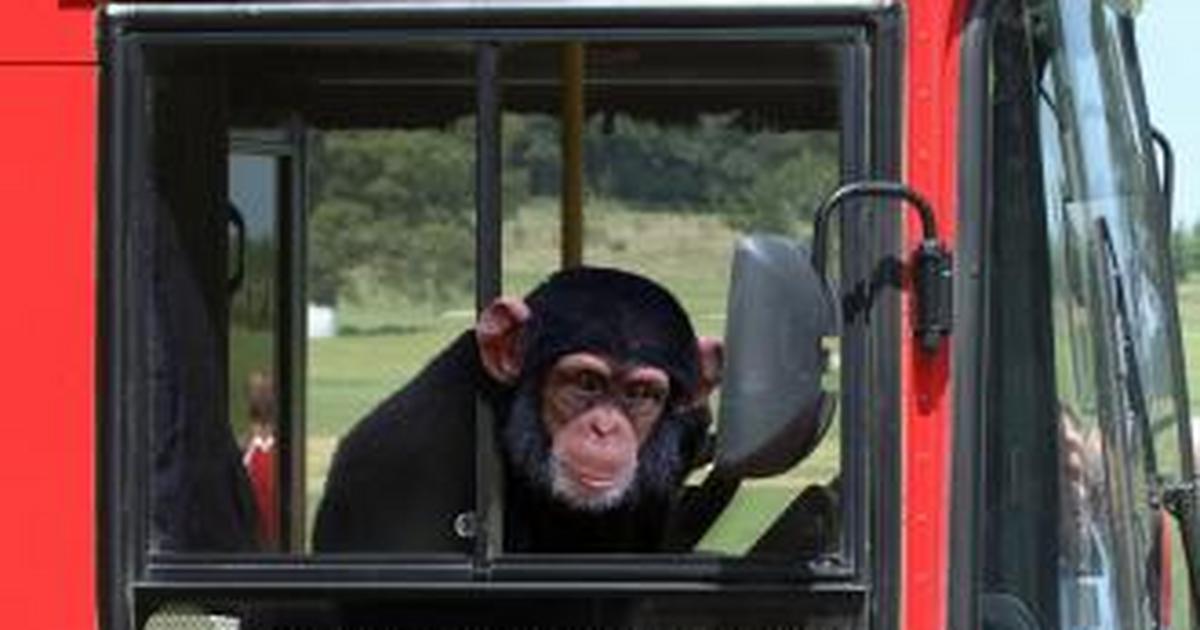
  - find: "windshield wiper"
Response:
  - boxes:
[1096,219,1158,491]
[1097,217,1199,630]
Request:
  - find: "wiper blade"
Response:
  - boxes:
[1096,217,1193,630]
[1095,218,1158,485]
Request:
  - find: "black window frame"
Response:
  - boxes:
[98,3,903,629]
[947,0,993,628]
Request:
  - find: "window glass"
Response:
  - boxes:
[305,123,478,553]
[229,150,282,551]
[143,43,481,556]
[140,37,850,562]
[497,40,843,557]
[147,65,264,554]
[980,0,1186,628]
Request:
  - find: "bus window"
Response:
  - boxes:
[132,37,859,562]
[102,4,908,627]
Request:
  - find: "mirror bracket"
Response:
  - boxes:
[811,181,952,353]
[1162,479,1194,518]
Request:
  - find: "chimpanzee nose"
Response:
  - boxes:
[588,407,623,439]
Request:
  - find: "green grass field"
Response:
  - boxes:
[1178,280,1200,415]
[1167,278,1200,628]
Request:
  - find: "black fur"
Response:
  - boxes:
[312,267,708,554]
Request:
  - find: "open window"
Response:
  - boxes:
[101,4,902,629]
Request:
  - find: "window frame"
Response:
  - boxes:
[98,3,903,629]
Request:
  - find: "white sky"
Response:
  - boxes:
[1137,1,1200,229]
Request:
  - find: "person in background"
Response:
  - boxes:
[243,370,280,549]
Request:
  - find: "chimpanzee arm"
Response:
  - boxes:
[312,332,483,553]
[661,404,741,551]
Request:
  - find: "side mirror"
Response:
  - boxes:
[714,235,838,479]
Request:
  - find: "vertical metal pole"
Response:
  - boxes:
[561,42,585,269]
[100,30,140,630]
[477,45,503,307]
[284,118,308,553]
[836,43,868,579]
[475,42,503,562]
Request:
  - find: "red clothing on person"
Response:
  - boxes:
[243,433,279,548]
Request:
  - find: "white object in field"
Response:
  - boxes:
[307,303,337,339]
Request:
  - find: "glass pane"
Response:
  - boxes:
[146,67,265,554]
[980,0,1185,628]
[498,40,843,558]
[306,122,478,553]
[141,36,852,562]
[142,42,481,556]
[1040,1,1173,626]
[229,152,282,551]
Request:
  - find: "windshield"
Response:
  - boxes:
[979,0,1190,628]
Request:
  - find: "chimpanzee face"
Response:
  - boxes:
[478,268,719,518]
[500,351,686,514]
[538,352,670,511]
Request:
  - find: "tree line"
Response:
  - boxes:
[1173,225,1200,280]
[305,114,838,308]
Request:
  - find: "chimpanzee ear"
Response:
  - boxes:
[477,297,531,384]
[693,336,724,403]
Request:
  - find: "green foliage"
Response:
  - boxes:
[308,115,838,308]
[501,112,838,225]
[309,121,536,308]
[720,146,838,234]
[575,113,839,226]
[1173,224,1200,280]
[309,128,476,308]
[230,238,278,330]
[504,114,560,198]
[316,127,474,221]
[229,326,273,442]
[583,115,717,206]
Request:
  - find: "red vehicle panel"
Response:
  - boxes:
[0,3,94,63]
[903,1,964,628]
[0,5,96,629]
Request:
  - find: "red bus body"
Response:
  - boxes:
[2,1,1156,629]
[903,2,964,629]
[0,4,96,629]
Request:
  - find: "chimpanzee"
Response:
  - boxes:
[312,267,722,553]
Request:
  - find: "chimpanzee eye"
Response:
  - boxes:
[623,383,667,416]
[574,370,607,395]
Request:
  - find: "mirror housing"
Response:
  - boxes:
[714,235,838,479]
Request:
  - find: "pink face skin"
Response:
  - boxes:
[541,353,670,511]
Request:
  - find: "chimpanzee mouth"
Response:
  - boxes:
[575,471,618,489]
[549,456,634,512]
